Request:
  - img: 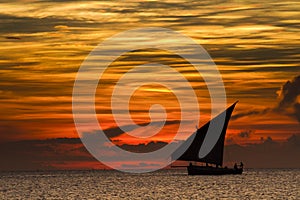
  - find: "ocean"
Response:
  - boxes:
[0,169,298,199]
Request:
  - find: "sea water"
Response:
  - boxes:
[0,169,298,199]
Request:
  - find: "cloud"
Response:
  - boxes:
[231,108,270,120]
[286,134,300,146]
[119,141,168,153]
[5,36,21,40]
[1,134,300,171]
[0,138,97,171]
[225,137,236,145]
[223,134,300,168]
[238,130,254,138]
[232,75,300,123]
[0,137,172,171]
[276,75,300,122]
[1,0,299,151]
[103,120,181,138]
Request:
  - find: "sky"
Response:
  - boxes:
[0,0,299,170]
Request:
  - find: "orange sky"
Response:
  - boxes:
[0,0,299,148]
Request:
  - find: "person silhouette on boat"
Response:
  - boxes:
[234,163,238,170]
[240,162,244,169]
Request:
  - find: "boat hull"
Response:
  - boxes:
[187,165,243,175]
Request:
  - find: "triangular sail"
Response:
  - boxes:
[172,101,238,166]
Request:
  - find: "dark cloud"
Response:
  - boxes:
[238,130,254,138]
[295,103,300,123]
[1,134,299,171]
[225,137,236,145]
[5,36,21,40]
[103,120,181,138]
[223,134,300,168]
[261,136,274,143]
[119,141,168,153]
[276,75,300,122]
[232,75,300,123]
[0,13,96,34]
[0,137,170,171]
[286,134,299,146]
[231,108,271,120]
[0,138,95,171]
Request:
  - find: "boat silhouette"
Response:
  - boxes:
[172,101,243,175]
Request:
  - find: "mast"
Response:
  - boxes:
[172,101,238,166]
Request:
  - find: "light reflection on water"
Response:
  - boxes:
[0,169,298,199]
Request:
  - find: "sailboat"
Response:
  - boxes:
[172,101,243,175]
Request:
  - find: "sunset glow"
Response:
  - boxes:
[0,0,299,170]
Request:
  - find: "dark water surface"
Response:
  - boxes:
[0,169,299,199]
